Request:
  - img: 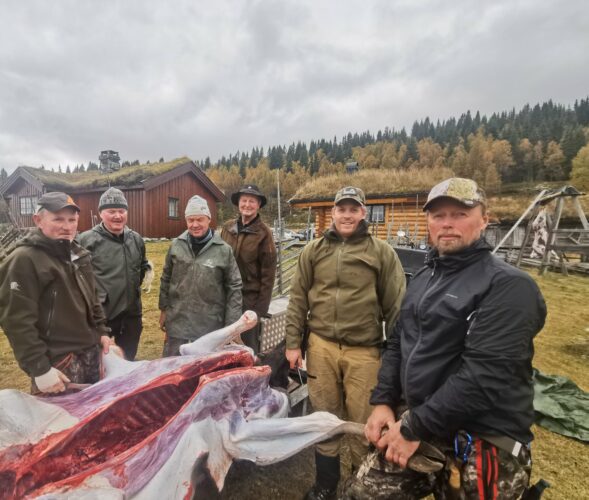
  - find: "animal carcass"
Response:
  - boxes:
[0,312,360,499]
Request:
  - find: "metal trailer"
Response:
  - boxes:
[259,297,309,413]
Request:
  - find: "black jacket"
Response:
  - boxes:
[370,238,546,444]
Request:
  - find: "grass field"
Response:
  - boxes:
[0,240,587,499]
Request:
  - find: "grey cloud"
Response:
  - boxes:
[0,0,587,173]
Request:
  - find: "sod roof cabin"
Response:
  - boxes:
[289,168,452,243]
[0,157,225,238]
[288,168,589,245]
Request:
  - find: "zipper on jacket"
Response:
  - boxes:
[334,241,345,341]
[46,289,57,337]
[403,259,443,406]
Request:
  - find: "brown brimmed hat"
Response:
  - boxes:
[231,184,267,208]
[36,192,80,213]
[423,178,487,211]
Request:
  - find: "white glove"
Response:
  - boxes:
[35,367,70,393]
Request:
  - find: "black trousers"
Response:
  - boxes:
[108,313,143,361]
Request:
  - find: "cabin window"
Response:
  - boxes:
[20,196,37,215]
[168,197,179,218]
[366,204,385,223]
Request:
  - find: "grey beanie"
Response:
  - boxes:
[185,195,211,218]
[99,187,128,211]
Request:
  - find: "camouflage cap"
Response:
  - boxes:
[334,186,365,205]
[36,192,80,213]
[423,178,486,211]
[99,187,128,211]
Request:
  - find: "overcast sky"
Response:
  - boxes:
[0,0,587,173]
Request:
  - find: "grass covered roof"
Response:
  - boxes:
[22,157,192,191]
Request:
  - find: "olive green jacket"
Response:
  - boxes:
[78,223,149,319]
[0,230,109,377]
[285,221,406,349]
[220,215,277,316]
[159,231,243,340]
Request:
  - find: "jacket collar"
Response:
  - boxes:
[18,228,89,261]
[95,222,128,241]
[324,219,370,243]
[228,215,262,235]
[178,229,224,245]
[426,237,492,271]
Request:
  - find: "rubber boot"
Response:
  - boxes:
[304,452,341,500]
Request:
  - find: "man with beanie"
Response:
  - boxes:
[221,184,276,352]
[78,187,149,360]
[285,186,406,499]
[0,192,112,394]
[343,178,546,499]
[159,195,243,356]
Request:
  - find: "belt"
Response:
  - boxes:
[477,434,527,457]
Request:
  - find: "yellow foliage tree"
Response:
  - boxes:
[571,144,589,190]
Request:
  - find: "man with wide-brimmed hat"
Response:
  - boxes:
[159,195,242,356]
[78,187,150,360]
[285,186,406,499]
[0,192,112,394]
[344,178,547,499]
[221,184,276,353]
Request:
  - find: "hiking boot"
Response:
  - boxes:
[304,452,340,500]
[304,484,337,500]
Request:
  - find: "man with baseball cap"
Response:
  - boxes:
[159,195,242,356]
[344,178,547,499]
[0,192,112,394]
[221,184,276,353]
[285,186,406,499]
[78,187,150,360]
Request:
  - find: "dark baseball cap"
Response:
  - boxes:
[334,186,365,205]
[423,178,487,211]
[36,192,80,213]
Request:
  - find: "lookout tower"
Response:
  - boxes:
[99,150,121,173]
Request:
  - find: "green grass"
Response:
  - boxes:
[0,240,587,499]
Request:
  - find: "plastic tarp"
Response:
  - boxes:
[533,369,589,442]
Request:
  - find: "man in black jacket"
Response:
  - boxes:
[344,178,547,499]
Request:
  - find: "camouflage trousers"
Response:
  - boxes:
[31,345,102,395]
[341,437,531,500]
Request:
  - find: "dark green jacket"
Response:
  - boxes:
[159,231,243,340]
[285,221,406,349]
[78,223,149,319]
[0,230,109,377]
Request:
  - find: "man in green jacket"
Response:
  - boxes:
[78,187,150,360]
[285,186,406,500]
[159,195,243,356]
[0,192,112,394]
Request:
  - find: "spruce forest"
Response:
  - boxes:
[2,97,588,206]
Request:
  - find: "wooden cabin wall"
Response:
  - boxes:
[311,198,429,243]
[144,174,219,239]
[4,179,43,228]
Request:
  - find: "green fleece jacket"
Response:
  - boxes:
[0,229,109,377]
[285,221,406,349]
[159,231,243,341]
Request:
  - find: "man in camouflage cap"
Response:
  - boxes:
[78,187,150,360]
[286,186,406,499]
[343,178,547,499]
